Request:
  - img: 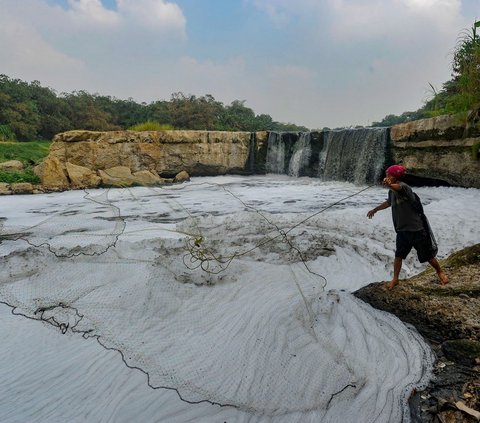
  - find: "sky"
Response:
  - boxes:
[0,0,479,129]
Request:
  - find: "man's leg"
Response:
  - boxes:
[387,256,402,290]
[428,258,449,285]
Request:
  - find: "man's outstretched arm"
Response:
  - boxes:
[367,201,390,219]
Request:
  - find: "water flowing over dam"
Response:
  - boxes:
[263,128,389,184]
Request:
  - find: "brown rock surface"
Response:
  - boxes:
[0,182,11,195]
[34,157,69,190]
[66,162,101,188]
[98,166,136,187]
[132,170,162,185]
[391,114,480,187]
[0,160,24,172]
[173,170,190,183]
[355,244,480,422]
[48,130,252,176]
[10,183,34,194]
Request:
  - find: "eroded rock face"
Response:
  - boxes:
[38,130,254,190]
[391,115,480,187]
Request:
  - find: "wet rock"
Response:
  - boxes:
[10,183,34,194]
[355,244,480,423]
[173,170,190,183]
[0,182,11,195]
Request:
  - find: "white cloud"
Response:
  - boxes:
[66,0,121,26]
[117,0,186,33]
[0,14,90,91]
[327,0,464,42]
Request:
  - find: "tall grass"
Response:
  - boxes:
[0,125,16,142]
[128,121,174,131]
[0,140,51,164]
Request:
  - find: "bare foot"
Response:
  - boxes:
[387,279,399,290]
[437,271,449,285]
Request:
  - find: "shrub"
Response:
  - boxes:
[0,125,16,141]
[0,168,40,184]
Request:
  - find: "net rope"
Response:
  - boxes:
[0,178,434,421]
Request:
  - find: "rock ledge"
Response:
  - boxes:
[355,244,480,422]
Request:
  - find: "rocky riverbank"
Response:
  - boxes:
[355,244,480,422]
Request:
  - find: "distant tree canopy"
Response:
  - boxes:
[372,20,480,127]
[0,75,308,141]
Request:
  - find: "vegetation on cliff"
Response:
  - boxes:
[0,76,308,142]
[373,20,480,127]
[0,141,49,183]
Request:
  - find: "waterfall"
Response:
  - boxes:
[262,128,388,184]
[288,132,312,177]
[319,128,388,184]
[265,132,285,174]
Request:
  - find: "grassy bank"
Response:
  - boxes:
[0,141,51,184]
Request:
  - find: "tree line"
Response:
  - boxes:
[0,76,308,141]
[372,20,480,127]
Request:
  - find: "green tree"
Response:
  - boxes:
[63,91,120,131]
[168,92,223,130]
[145,100,171,127]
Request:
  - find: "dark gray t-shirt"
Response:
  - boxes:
[387,182,424,232]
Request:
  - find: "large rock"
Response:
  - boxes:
[66,162,101,188]
[0,160,24,172]
[98,166,136,187]
[132,170,161,185]
[0,182,11,195]
[33,157,69,190]
[391,114,480,187]
[10,183,33,194]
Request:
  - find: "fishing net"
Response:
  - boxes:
[0,178,434,422]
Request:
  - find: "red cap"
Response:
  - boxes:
[386,165,406,179]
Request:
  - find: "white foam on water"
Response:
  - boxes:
[1,176,478,422]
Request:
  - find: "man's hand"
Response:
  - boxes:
[367,201,390,218]
[383,176,394,187]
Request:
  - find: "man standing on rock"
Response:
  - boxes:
[367,165,449,289]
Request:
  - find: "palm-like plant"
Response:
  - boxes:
[449,21,480,114]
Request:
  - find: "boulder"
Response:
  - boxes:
[173,170,190,183]
[132,170,161,186]
[34,157,69,190]
[66,162,101,189]
[10,183,33,194]
[0,182,11,195]
[0,160,24,172]
[98,166,136,187]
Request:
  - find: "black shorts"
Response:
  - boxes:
[395,230,435,263]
